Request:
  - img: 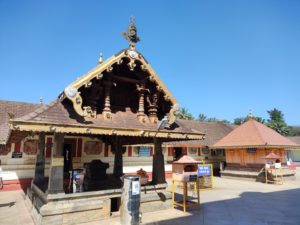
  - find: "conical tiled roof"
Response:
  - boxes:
[213,119,299,148]
[173,155,200,164]
[264,152,281,159]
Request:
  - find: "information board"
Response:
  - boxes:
[131,181,140,195]
[197,164,214,190]
[12,152,23,158]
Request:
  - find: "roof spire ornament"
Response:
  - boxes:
[40,97,44,105]
[248,109,253,118]
[121,16,140,49]
[98,52,103,64]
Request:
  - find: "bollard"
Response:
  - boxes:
[120,175,141,225]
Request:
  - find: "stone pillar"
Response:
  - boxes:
[113,137,123,177]
[33,132,46,188]
[152,138,166,184]
[48,133,65,194]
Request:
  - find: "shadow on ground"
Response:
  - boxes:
[143,188,300,225]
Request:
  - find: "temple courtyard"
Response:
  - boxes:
[0,168,299,225]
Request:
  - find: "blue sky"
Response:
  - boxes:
[0,1,299,125]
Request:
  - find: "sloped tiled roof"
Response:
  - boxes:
[288,136,300,145]
[0,100,40,144]
[173,155,200,164]
[265,152,281,159]
[163,120,235,147]
[213,119,299,148]
[11,99,202,136]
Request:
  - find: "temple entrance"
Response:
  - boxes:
[174,147,183,161]
[63,143,73,193]
[63,144,73,173]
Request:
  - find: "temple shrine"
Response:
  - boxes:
[1,19,204,224]
[213,119,299,180]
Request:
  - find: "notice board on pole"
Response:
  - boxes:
[197,164,214,190]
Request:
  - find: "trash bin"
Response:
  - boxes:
[120,175,141,225]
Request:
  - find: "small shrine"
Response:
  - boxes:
[171,155,200,212]
[264,152,283,184]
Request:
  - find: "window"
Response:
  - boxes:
[202,148,210,154]
[188,148,198,155]
[247,148,256,153]
[138,146,151,157]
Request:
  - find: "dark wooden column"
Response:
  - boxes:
[33,132,46,188]
[152,138,166,184]
[112,137,124,177]
[48,133,65,194]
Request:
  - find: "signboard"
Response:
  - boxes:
[189,175,198,182]
[198,165,211,176]
[131,181,140,195]
[197,164,214,190]
[12,152,23,158]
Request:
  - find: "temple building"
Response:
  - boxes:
[0,20,204,224]
[162,120,235,172]
[287,136,300,162]
[213,119,299,179]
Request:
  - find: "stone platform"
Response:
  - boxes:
[220,167,296,182]
[25,182,171,225]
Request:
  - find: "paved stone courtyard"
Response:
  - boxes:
[1,169,300,225]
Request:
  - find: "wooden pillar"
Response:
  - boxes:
[137,83,147,122]
[103,81,112,119]
[33,132,46,187]
[113,137,123,177]
[152,138,165,184]
[48,133,65,194]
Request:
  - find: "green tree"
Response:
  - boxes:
[234,116,265,125]
[290,126,300,136]
[234,117,245,125]
[206,117,218,122]
[198,113,207,121]
[266,108,291,136]
[176,107,194,120]
[220,119,231,124]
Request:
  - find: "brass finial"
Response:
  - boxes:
[248,109,253,118]
[40,97,43,105]
[121,16,140,49]
[98,52,103,64]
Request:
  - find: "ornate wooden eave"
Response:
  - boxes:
[62,49,177,118]
[9,120,204,140]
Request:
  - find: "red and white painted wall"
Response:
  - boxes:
[0,135,225,191]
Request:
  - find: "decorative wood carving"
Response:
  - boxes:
[146,93,159,123]
[0,144,11,155]
[103,81,112,120]
[136,83,150,123]
[83,106,97,118]
[84,141,102,155]
[24,140,38,155]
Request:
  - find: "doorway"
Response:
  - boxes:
[174,147,183,161]
[63,143,73,193]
